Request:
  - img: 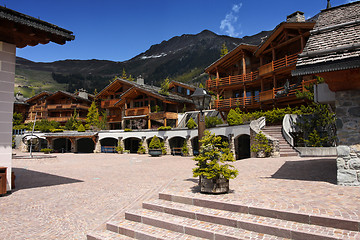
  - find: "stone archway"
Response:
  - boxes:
[77,138,95,153]
[53,138,71,153]
[124,137,141,153]
[235,134,250,159]
[100,137,118,153]
[191,136,199,156]
[169,136,185,155]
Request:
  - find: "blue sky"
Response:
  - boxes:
[2,0,355,62]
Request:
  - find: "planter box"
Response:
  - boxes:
[149,149,162,157]
[200,176,229,194]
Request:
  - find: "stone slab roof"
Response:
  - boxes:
[293,1,360,76]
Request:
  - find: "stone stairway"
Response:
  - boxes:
[88,191,360,240]
[261,125,298,157]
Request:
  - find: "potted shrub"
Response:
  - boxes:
[148,136,162,157]
[40,148,53,154]
[123,150,130,154]
[251,131,273,157]
[193,130,238,194]
[186,118,197,129]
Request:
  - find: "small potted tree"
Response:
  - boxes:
[148,135,162,157]
[251,131,273,158]
[181,140,189,156]
[137,141,146,154]
[193,131,238,194]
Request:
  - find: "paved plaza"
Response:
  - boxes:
[0,151,359,239]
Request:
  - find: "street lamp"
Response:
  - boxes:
[191,87,211,151]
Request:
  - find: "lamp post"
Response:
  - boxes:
[191,87,211,150]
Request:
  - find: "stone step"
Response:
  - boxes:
[159,192,360,232]
[142,199,360,240]
[87,229,134,240]
[125,208,287,240]
[280,153,298,157]
[107,219,205,240]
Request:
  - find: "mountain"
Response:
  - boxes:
[15,29,271,97]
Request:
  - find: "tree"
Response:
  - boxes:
[220,43,229,57]
[158,78,170,96]
[186,118,197,129]
[121,68,127,79]
[86,101,100,130]
[65,109,80,130]
[98,111,108,130]
[227,109,243,125]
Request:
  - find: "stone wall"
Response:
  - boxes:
[335,90,360,185]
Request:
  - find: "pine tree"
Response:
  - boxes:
[121,68,127,79]
[158,78,170,96]
[86,101,100,130]
[220,43,229,57]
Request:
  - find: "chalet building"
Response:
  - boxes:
[292,1,360,185]
[97,77,195,130]
[206,11,317,117]
[24,89,93,125]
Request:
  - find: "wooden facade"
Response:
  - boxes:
[97,78,195,130]
[206,12,316,115]
[24,91,92,124]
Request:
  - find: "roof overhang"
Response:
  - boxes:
[0,6,74,48]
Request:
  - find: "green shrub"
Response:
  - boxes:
[40,148,53,153]
[193,131,238,180]
[77,124,86,132]
[227,109,243,126]
[161,141,167,155]
[115,144,123,154]
[181,140,189,156]
[137,141,146,154]
[158,126,172,131]
[205,116,222,128]
[186,118,197,129]
[50,128,64,133]
[124,128,132,132]
[250,131,273,156]
[149,136,161,149]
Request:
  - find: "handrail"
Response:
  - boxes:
[207,71,259,89]
[282,114,299,146]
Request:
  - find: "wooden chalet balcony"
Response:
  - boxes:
[101,99,119,108]
[107,115,122,122]
[215,79,317,110]
[149,111,178,120]
[47,117,87,122]
[125,106,149,117]
[47,104,89,110]
[206,71,259,89]
[259,52,299,76]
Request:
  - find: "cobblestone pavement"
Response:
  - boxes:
[1,152,359,239]
[1,151,196,240]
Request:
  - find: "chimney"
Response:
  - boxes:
[327,0,331,9]
[137,75,144,85]
[78,88,88,99]
[286,11,305,23]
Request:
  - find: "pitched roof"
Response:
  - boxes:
[293,1,360,76]
[25,91,52,103]
[0,6,74,47]
[169,80,196,91]
[114,80,193,107]
[46,90,91,102]
[96,78,134,98]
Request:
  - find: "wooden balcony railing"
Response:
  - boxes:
[125,106,149,116]
[47,104,89,110]
[215,79,317,109]
[206,71,259,89]
[101,99,119,109]
[259,52,299,76]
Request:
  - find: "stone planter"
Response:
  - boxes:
[149,149,162,157]
[199,176,229,194]
[256,150,266,158]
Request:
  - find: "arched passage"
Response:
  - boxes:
[77,138,95,153]
[235,134,250,159]
[100,137,118,153]
[169,136,185,155]
[53,138,71,153]
[124,137,141,153]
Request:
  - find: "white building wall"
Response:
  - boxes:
[0,41,16,192]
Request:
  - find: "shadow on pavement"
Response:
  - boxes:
[12,168,83,191]
[270,158,337,184]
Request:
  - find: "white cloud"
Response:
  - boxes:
[220,3,243,37]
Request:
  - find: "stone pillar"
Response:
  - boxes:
[163,136,171,155]
[228,134,235,156]
[47,139,53,150]
[335,90,360,186]
[186,135,193,156]
[70,138,76,153]
[94,139,101,153]
[0,41,16,192]
[142,136,148,154]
